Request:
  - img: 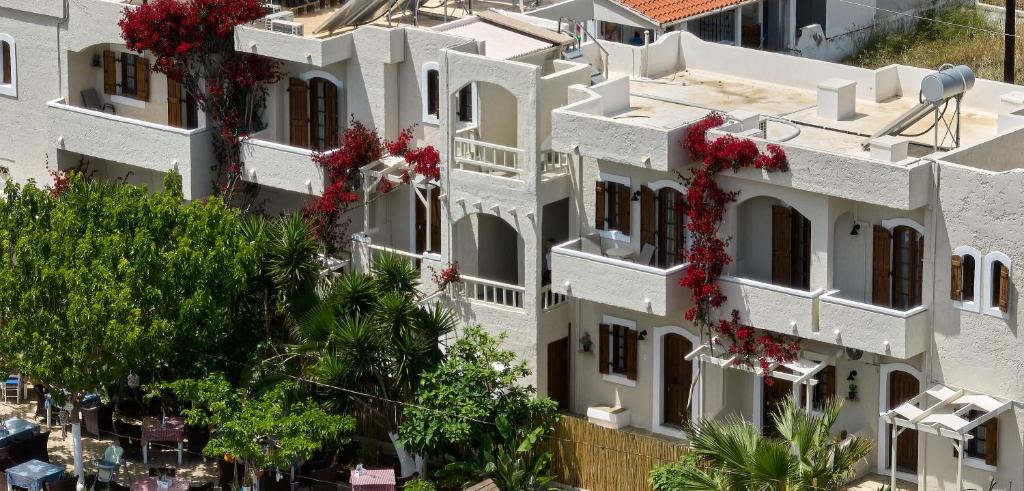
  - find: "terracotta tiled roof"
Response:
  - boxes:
[615,0,744,25]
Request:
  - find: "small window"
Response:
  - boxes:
[595,180,631,237]
[456,84,473,122]
[1,40,10,85]
[957,410,998,466]
[962,255,976,302]
[426,69,439,118]
[120,53,138,96]
[809,365,835,411]
[610,324,628,374]
[0,35,15,97]
[598,319,637,382]
[991,260,1010,313]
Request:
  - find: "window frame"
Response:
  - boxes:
[421,62,440,124]
[601,315,636,387]
[0,34,16,97]
[596,173,631,241]
[982,251,1012,319]
[952,246,982,313]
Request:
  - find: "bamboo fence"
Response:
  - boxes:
[545,415,687,491]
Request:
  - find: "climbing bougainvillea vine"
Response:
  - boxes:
[120,0,281,201]
[679,114,799,382]
[305,121,441,253]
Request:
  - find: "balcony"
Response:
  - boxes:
[818,292,929,359]
[454,276,526,310]
[717,276,825,338]
[551,238,689,316]
[453,135,524,181]
[240,138,326,195]
[47,99,215,199]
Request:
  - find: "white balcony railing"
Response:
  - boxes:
[453,137,523,179]
[541,284,567,310]
[366,243,424,270]
[540,150,570,174]
[455,275,525,309]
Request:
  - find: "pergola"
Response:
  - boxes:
[685,342,842,413]
[881,385,1011,490]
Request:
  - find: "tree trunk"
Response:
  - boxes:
[388,432,423,478]
[72,422,85,487]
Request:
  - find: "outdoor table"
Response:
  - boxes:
[605,246,635,261]
[349,468,395,490]
[0,417,39,447]
[141,417,185,466]
[5,459,64,491]
[131,476,190,491]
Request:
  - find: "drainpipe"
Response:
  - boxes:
[56,0,69,99]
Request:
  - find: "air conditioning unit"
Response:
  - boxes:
[270,19,304,36]
[262,3,282,15]
[264,11,295,30]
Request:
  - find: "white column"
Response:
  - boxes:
[787,0,797,50]
[734,6,742,47]
[890,424,898,490]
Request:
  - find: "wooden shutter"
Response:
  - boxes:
[427,70,439,117]
[771,206,793,286]
[167,80,182,128]
[103,50,116,95]
[135,57,150,101]
[640,185,656,247]
[913,235,924,306]
[801,215,811,290]
[430,191,442,253]
[309,80,321,150]
[1,42,10,85]
[999,264,1010,313]
[950,255,963,301]
[985,416,999,466]
[625,328,638,381]
[598,324,610,375]
[288,78,309,149]
[324,81,338,149]
[595,181,606,230]
[823,365,836,399]
[617,183,631,236]
[185,91,199,130]
[872,225,892,307]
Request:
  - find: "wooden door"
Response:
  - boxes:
[872,225,892,307]
[762,377,793,436]
[415,191,427,254]
[547,337,570,411]
[663,334,693,427]
[889,370,919,473]
[167,80,183,129]
[430,190,441,253]
[771,206,793,286]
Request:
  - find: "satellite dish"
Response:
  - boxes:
[845,347,864,361]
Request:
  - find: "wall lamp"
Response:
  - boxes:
[631,190,641,202]
[850,223,861,236]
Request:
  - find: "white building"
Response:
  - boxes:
[4,0,1024,488]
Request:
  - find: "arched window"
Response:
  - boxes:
[421,62,440,124]
[0,34,16,97]
[872,220,925,310]
[289,73,341,151]
[983,252,1012,318]
[951,246,980,312]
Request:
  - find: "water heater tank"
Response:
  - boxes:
[921,65,976,103]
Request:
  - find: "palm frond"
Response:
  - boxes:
[371,252,419,294]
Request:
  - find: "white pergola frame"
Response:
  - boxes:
[881,384,1012,490]
[685,342,842,414]
[361,155,439,248]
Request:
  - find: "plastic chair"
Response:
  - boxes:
[93,445,124,489]
[3,375,21,404]
[637,243,656,266]
[80,89,115,114]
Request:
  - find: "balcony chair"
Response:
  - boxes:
[80,89,115,115]
[81,402,115,438]
[637,244,656,267]
[92,445,124,490]
[3,375,21,404]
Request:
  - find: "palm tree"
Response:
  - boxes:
[650,399,872,491]
[289,252,459,475]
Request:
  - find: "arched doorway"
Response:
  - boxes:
[736,196,811,290]
[289,75,340,151]
[888,370,920,474]
[452,213,522,286]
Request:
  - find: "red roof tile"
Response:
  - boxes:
[615,0,744,25]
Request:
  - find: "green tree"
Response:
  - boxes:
[438,415,556,491]
[286,252,459,475]
[0,173,264,478]
[154,373,353,486]
[649,399,872,491]
[399,326,558,468]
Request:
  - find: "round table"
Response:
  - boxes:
[131,477,189,491]
[605,247,635,261]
